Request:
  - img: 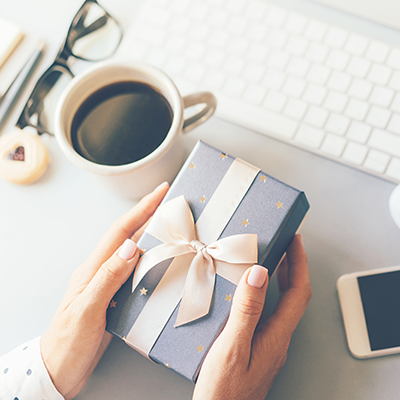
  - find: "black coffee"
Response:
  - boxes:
[71,81,173,166]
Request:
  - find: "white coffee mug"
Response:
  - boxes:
[55,60,217,199]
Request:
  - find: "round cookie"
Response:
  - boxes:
[0,129,51,184]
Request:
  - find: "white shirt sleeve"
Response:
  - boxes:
[0,337,64,400]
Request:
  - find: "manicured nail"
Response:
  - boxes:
[247,265,268,288]
[298,234,304,245]
[118,239,138,260]
[154,181,169,192]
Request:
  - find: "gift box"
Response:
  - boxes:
[106,140,309,382]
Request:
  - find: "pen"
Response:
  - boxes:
[0,41,45,132]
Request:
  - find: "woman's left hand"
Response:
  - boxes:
[40,182,169,400]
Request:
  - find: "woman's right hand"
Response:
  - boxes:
[193,234,312,400]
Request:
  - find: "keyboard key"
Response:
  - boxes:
[261,70,286,90]
[282,76,306,97]
[305,42,329,63]
[202,70,226,90]
[184,63,206,82]
[245,0,268,21]
[304,106,329,128]
[227,37,250,57]
[387,114,400,135]
[263,91,288,112]
[324,91,348,113]
[285,36,309,57]
[365,40,390,63]
[226,0,247,14]
[387,48,400,71]
[226,16,248,35]
[165,36,186,54]
[386,157,400,181]
[222,76,247,97]
[204,48,225,68]
[284,13,307,35]
[369,86,394,108]
[303,19,328,42]
[242,83,267,105]
[346,56,371,78]
[245,23,268,42]
[145,48,167,68]
[246,43,269,62]
[264,6,287,28]
[189,23,210,41]
[324,27,348,49]
[164,56,186,75]
[295,125,325,148]
[326,50,349,70]
[170,15,191,34]
[327,72,351,92]
[342,141,368,165]
[303,84,327,106]
[209,30,230,48]
[266,30,288,49]
[307,64,330,85]
[266,50,290,70]
[286,57,310,78]
[321,133,346,156]
[283,98,308,120]
[325,114,350,136]
[187,3,209,21]
[222,55,245,75]
[348,79,373,101]
[346,121,371,143]
[140,4,171,27]
[242,62,265,83]
[185,42,206,60]
[368,129,400,158]
[345,99,370,121]
[208,9,229,27]
[123,40,147,61]
[391,93,400,113]
[388,71,400,91]
[363,149,390,173]
[344,34,369,56]
[365,106,391,129]
[367,64,392,86]
[129,23,166,46]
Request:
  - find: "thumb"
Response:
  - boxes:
[224,265,269,343]
[83,239,139,309]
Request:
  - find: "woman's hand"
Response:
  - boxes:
[193,234,312,400]
[40,182,169,400]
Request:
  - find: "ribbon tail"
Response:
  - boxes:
[132,242,195,292]
[174,252,216,327]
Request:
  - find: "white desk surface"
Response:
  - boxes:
[1,0,400,399]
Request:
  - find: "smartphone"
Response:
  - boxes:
[337,265,400,359]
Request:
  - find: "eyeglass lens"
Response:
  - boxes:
[68,1,122,61]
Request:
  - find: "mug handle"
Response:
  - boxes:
[182,92,217,134]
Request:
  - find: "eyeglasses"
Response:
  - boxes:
[16,0,123,136]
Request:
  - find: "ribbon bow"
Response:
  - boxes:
[132,195,258,327]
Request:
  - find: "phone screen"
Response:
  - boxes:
[358,270,400,351]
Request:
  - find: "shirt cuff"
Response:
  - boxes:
[0,337,64,400]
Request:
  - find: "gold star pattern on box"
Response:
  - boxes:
[109,300,117,308]
[225,294,233,302]
[122,336,126,341]
[241,218,249,227]
[189,163,195,169]
[276,201,283,209]
[200,195,206,203]
[165,363,170,368]
[220,153,227,160]
[197,345,204,353]
[260,175,267,182]
[140,248,146,256]
[140,287,148,296]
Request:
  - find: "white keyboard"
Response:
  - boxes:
[119,0,400,183]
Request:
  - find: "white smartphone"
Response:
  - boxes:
[337,265,400,359]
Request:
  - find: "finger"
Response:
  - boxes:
[91,181,169,263]
[277,255,289,293]
[82,239,140,310]
[131,219,151,243]
[285,234,310,290]
[222,265,269,354]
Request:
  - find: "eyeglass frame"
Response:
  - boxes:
[16,0,123,136]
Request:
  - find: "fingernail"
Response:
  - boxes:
[247,265,268,288]
[154,181,169,192]
[298,234,304,245]
[118,239,138,261]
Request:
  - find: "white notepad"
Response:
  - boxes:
[0,17,24,69]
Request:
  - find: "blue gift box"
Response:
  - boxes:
[106,140,309,382]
